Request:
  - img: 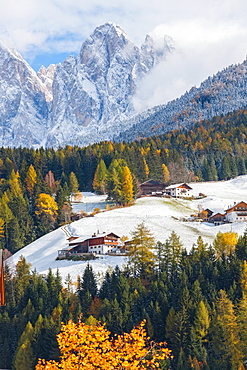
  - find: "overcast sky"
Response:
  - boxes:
[1,0,247,110]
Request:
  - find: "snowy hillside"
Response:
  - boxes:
[116,60,247,142]
[6,176,247,284]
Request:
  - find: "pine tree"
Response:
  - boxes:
[154,241,168,274]
[92,159,108,194]
[238,158,247,175]
[235,229,247,260]
[229,156,238,178]
[202,159,212,181]
[193,301,210,341]
[14,339,34,370]
[13,321,35,370]
[69,172,79,194]
[106,159,126,203]
[220,155,232,180]
[209,156,218,181]
[166,231,183,275]
[82,264,98,297]
[127,222,156,278]
[8,217,25,253]
[142,157,149,179]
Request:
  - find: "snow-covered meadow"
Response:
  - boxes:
[7,176,247,283]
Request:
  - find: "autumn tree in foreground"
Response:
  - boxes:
[35,319,171,370]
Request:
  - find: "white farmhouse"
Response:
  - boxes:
[165,183,193,198]
[225,201,247,223]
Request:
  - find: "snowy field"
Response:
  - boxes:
[6,176,247,284]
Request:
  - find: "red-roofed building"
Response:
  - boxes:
[165,183,193,198]
[225,201,247,223]
[58,232,121,258]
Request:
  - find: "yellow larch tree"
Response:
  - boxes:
[35,193,58,218]
[9,170,23,198]
[161,164,170,183]
[143,158,149,179]
[35,319,171,370]
[212,231,238,259]
[25,165,37,197]
[121,165,134,206]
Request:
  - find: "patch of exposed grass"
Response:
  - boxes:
[162,198,196,214]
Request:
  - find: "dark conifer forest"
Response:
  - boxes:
[2,229,247,369]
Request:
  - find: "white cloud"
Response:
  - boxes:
[1,0,247,54]
[133,19,247,111]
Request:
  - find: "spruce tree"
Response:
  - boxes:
[13,321,35,370]
[92,159,108,194]
[69,172,79,194]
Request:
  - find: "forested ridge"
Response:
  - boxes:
[2,226,247,369]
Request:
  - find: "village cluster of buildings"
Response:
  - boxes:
[199,201,247,225]
[57,180,247,259]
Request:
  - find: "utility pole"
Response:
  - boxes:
[0,249,5,306]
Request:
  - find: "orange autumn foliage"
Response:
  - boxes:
[35,319,171,370]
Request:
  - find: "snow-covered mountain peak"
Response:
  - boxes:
[79,22,135,68]
[90,22,130,42]
[0,23,175,148]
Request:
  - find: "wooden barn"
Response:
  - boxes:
[208,213,226,225]
[139,179,166,196]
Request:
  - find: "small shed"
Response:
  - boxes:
[208,213,226,225]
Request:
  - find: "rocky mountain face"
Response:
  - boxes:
[0,23,173,148]
[0,42,49,147]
